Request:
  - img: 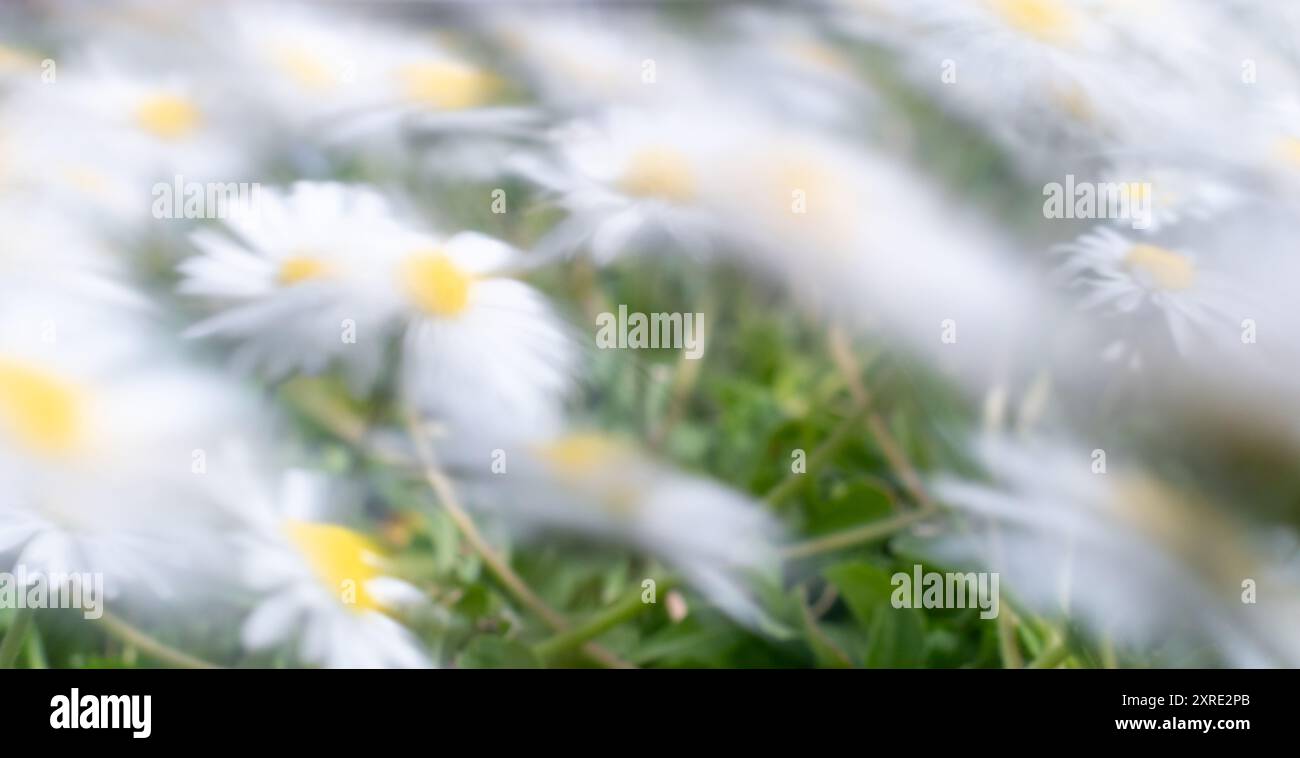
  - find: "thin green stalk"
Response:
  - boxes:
[997,607,1023,669]
[533,577,675,663]
[781,508,934,561]
[0,607,34,668]
[98,610,220,670]
[765,400,873,508]
[404,412,633,669]
[1028,636,1071,669]
[25,615,48,668]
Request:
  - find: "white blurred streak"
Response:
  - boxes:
[933,437,1300,666]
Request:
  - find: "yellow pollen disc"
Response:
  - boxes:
[284,520,384,612]
[61,166,111,196]
[535,434,642,515]
[1275,137,1300,169]
[272,46,338,91]
[400,251,474,316]
[0,359,87,456]
[134,94,202,140]
[397,61,498,110]
[988,0,1077,44]
[1051,84,1093,122]
[1125,181,1150,205]
[0,44,37,72]
[619,146,697,202]
[1124,244,1195,291]
[536,433,628,474]
[277,255,332,286]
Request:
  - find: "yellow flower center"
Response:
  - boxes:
[1124,244,1195,291]
[536,433,627,474]
[272,46,339,91]
[277,255,332,286]
[0,359,87,457]
[752,149,857,252]
[1275,137,1300,169]
[0,44,37,72]
[988,0,1077,44]
[134,94,202,140]
[400,251,474,316]
[61,166,112,196]
[535,434,642,515]
[397,61,498,110]
[1051,83,1094,122]
[619,146,697,202]
[284,520,384,612]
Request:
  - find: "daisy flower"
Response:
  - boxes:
[711,129,1046,393]
[0,295,259,601]
[0,38,42,88]
[1096,164,1242,233]
[717,7,876,128]
[213,3,529,141]
[485,10,700,111]
[217,463,431,669]
[856,0,1230,175]
[390,228,578,440]
[179,182,577,438]
[8,56,251,184]
[455,431,782,626]
[0,203,142,308]
[516,106,737,263]
[933,436,1300,666]
[178,182,405,390]
[1055,228,1253,357]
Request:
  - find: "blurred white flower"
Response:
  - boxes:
[1055,228,1253,357]
[517,106,738,263]
[392,229,577,440]
[486,11,690,111]
[718,8,876,129]
[932,436,1300,666]
[180,181,576,436]
[0,295,258,600]
[713,129,1047,393]
[7,56,251,182]
[222,467,432,669]
[0,203,142,308]
[178,182,404,390]
[213,3,531,141]
[857,0,1236,175]
[1096,164,1242,233]
[0,39,41,87]
[458,432,782,626]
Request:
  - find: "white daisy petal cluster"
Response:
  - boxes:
[1,0,1298,669]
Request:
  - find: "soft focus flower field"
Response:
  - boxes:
[2,0,1300,669]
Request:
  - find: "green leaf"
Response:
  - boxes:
[457,637,541,669]
[824,562,927,668]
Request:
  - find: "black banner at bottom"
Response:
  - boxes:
[4,668,1285,745]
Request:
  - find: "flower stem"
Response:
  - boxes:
[404,413,634,669]
[781,508,934,560]
[97,610,220,669]
[828,327,935,511]
[1027,636,1071,669]
[764,399,873,509]
[997,606,1024,669]
[533,577,674,663]
[0,607,34,668]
